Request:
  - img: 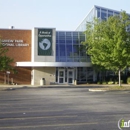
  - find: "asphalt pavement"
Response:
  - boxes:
[0,87,129,130]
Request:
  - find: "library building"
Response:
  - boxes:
[0,5,129,85]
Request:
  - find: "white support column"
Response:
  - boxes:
[31,68,34,85]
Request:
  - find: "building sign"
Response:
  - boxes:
[38,29,52,56]
[1,39,29,47]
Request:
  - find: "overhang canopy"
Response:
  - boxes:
[16,62,91,67]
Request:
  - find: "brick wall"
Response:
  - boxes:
[0,29,31,84]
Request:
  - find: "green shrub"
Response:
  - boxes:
[108,81,114,84]
[97,81,101,84]
[115,81,118,84]
[102,81,107,84]
[121,80,123,84]
[127,77,130,84]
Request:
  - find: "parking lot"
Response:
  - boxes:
[0,87,130,130]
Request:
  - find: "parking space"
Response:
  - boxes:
[0,88,129,130]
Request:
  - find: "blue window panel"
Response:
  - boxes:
[59,32,65,36]
[66,32,72,44]
[56,32,59,36]
[73,36,79,44]
[56,44,59,56]
[56,32,59,44]
[80,45,87,56]
[66,45,73,56]
[56,40,59,44]
[59,40,65,44]
[114,12,120,15]
[101,9,107,12]
[96,7,100,10]
[108,10,113,17]
[73,32,78,36]
[66,58,73,62]
[97,10,100,18]
[73,45,79,56]
[73,32,79,44]
[59,45,66,56]
[108,10,113,14]
[79,33,85,43]
[108,13,113,17]
[66,32,72,36]
[66,37,72,44]
[66,35,72,43]
[66,40,72,44]
[59,36,65,39]
[59,57,66,62]
[101,12,107,20]
[59,34,65,43]
[56,56,60,62]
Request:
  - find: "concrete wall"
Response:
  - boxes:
[31,67,56,85]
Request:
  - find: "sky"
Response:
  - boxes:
[0,0,130,31]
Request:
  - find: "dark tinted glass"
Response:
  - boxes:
[59,44,66,56]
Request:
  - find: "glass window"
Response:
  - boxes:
[56,44,59,56]
[73,32,79,44]
[66,32,72,36]
[96,7,100,18]
[80,45,86,56]
[73,45,79,56]
[66,32,72,44]
[108,10,113,17]
[79,32,85,43]
[56,39,59,44]
[59,32,65,44]
[101,12,107,20]
[97,10,100,18]
[114,12,120,15]
[59,37,65,43]
[59,57,66,62]
[77,67,87,82]
[59,44,66,56]
[101,8,107,20]
[56,32,59,44]
[66,58,73,62]
[66,45,73,56]
[56,32,59,36]
[56,68,58,82]
[96,7,100,10]
[101,9,107,12]
[65,68,67,82]
[59,32,65,36]
[56,56,60,62]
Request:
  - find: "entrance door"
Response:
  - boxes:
[68,69,74,84]
[57,68,74,84]
[58,70,65,83]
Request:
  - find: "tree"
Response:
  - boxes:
[83,11,130,86]
[0,41,15,83]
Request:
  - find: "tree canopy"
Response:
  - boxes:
[0,41,14,72]
[83,11,130,86]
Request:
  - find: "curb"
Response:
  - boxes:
[88,89,108,92]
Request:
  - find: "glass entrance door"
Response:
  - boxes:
[58,70,65,83]
[57,68,74,84]
[68,69,74,84]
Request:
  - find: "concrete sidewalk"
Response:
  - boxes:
[0,84,129,91]
[0,84,105,91]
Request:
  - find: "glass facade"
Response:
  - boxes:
[76,7,95,31]
[76,5,130,31]
[56,31,90,62]
[75,5,130,84]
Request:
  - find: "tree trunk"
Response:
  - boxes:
[118,69,121,86]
